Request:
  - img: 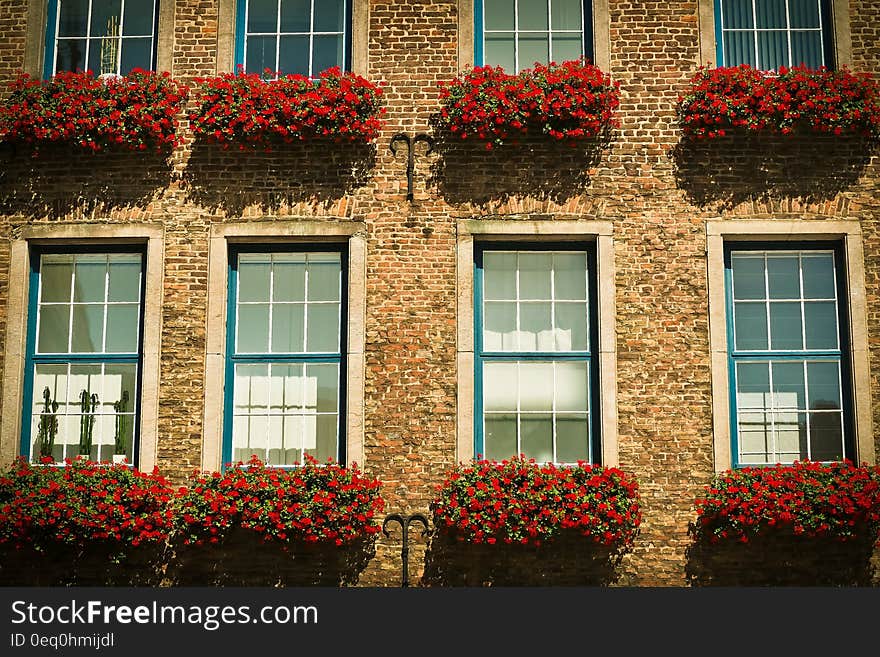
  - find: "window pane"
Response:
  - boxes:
[519,253,551,299]
[307,258,341,301]
[484,0,515,30]
[278,35,309,75]
[108,258,141,302]
[119,38,152,74]
[551,34,582,63]
[306,304,339,352]
[520,415,553,462]
[307,414,338,463]
[68,363,102,406]
[769,302,802,350]
[809,413,843,461]
[484,252,517,300]
[105,304,139,352]
[90,0,123,36]
[56,39,87,72]
[772,361,805,410]
[270,303,305,352]
[37,306,71,353]
[551,0,583,30]
[555,361,588,412]
[801,255,835,299]
[484,414,517,460]
[723,31,756,67]
[520,302,552,349]
[731,256,765,300]
[104,363,137,460]
[518,0,549,30]
[807,361,841,410]
[41,259,73,303]
[803,301,838,349]
[738,411,772,462]
[789,0,821,28]
[246,35,277,75]
[791,31,824,68]
[238,259,270,302]
[237,304,270,352]
[767,255,800,299]
[71,305,104,352]
[556,414,589,463]
[123,1,155,35]
[519,362,553,411]
[58,0,89,36]
[312,35,343,74]
[758,31,789,69]
[73,258,106,303]
[518,33,549,68]
[268,363,302,411]
[554,302,588,351]
[553,252,587,300]
[484,362,518,411]
[32,364,68,460]
[248,0,279,32]
[272,256,306,302]
[734,302,768,350]
[484,301,516,351]
[721,0,754,28]
[280,0,311,32]
[736,362,770,409]
[485,34,515,71]
[234,363,270,411]
[773,411,806,460]
[279,415,302,464]
[309,363,338,413]
[314,0,345,32]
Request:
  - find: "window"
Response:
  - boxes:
[236,0,350,77]
[475,245,599,463]
[22,249,145,464]
[224,247,346,467]
[725,244,854,466]
[715,0,833,69]
[476,0,593,72]
[44,0,159,77]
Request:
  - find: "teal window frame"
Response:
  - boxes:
[724,241,854,468]
[223,244,348,469]
[713,0,834,70]
[474,242,601,464]
[21,245,146,465]
[43,0,160,78]
[234,0,352,77]
[475,0,594,72]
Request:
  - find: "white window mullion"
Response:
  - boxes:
[276,0,283,76]
[84,0,94,75]
[802,360,812,461]
[751,0,760,69]
[118,0,126,74]
[308,0,315,77]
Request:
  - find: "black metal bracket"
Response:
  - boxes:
[389,132,433,202]
[382,512,430,587]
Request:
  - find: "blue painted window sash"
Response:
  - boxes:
[222,245,348,469]
[20,246,146,464]
[474,0,594,70]
[474,242,600,464]
[234,0,353,76]
[723,241,854,468]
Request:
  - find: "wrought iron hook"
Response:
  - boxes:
[382,512,430,587]
[389,132,433,202]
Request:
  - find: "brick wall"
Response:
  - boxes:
[0,0,878,586]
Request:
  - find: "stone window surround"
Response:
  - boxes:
[697,0,853,68]
[23,0,175,77]
[217,0,370,75]
[456,219,618,467]
[203,221,366,472]
[706,219,874,471]
[457,0,611,72]
[0,224,165,471]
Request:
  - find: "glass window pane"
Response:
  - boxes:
[237,303,270,352]
[309,363,339,413]
[484,414,517,460]
[484,252,517,300]
[756,0,787,28]
[551,35,582,63]
[721,0,754,28]
[268,363,301,412]
[484,0,515,30]
[123,0,155,35]
[769,302,803,350]
[90,0,123,36]
[737,362,770,409]
[32,364,68,460]
[307,414,338,463]
[246,35,277,75]
[518,33,549,69]
[791,31,824,68]
[519,253,551,299]
[37,305,71,353]
[238,259,271,302]
[807,361,841,410]
[58,0,89,37]
[270,303,305,352]
[265,415,285,465]
[808,412,843,461]
[483,301,517,351]
[485,34,515,71]
[518,0,549,30]
[312,35,343,74]
[280,0,310,32]
[520,415,553,462]
[68,363,102,407]
[314,0,345,32]
[801,255,835,299]
[804,301,838,349]
[767,255,800,299]
[484,362,518,412]
[734,302,768,350]
[773,411,806,460]
[71,304,104,352]
[73,257,106,303]
[555,362,588,412]
[520,302,552,350]
[41,261,73,303]
[272,256,306,302]
[56,39,87,72]
[771,361,805,410]
[519,362,553,411]
[88,39,117,76]
[278,35,309,75]
[553,252,587,300]
[789,0,821,28]
[108,258,141,302]
[104,363,137,460]
[307,258,341,301]
[723,31,756,67]
[556,414,589,463]
[551,0,583,30]
[234,363,270,411]
[280,415,302,464]
[738,411,772,463]
[119,38,152,74]
[105,304,139,352]
[554,302,588,351]
[731,256,765,300]
[758,31,789,69]
[248,0,279,32]
[306,304,339,352]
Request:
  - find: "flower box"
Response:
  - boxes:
[188,67,385,150]
[677,65,880,140]
[0,69,187,154]
[435,59,620,148]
